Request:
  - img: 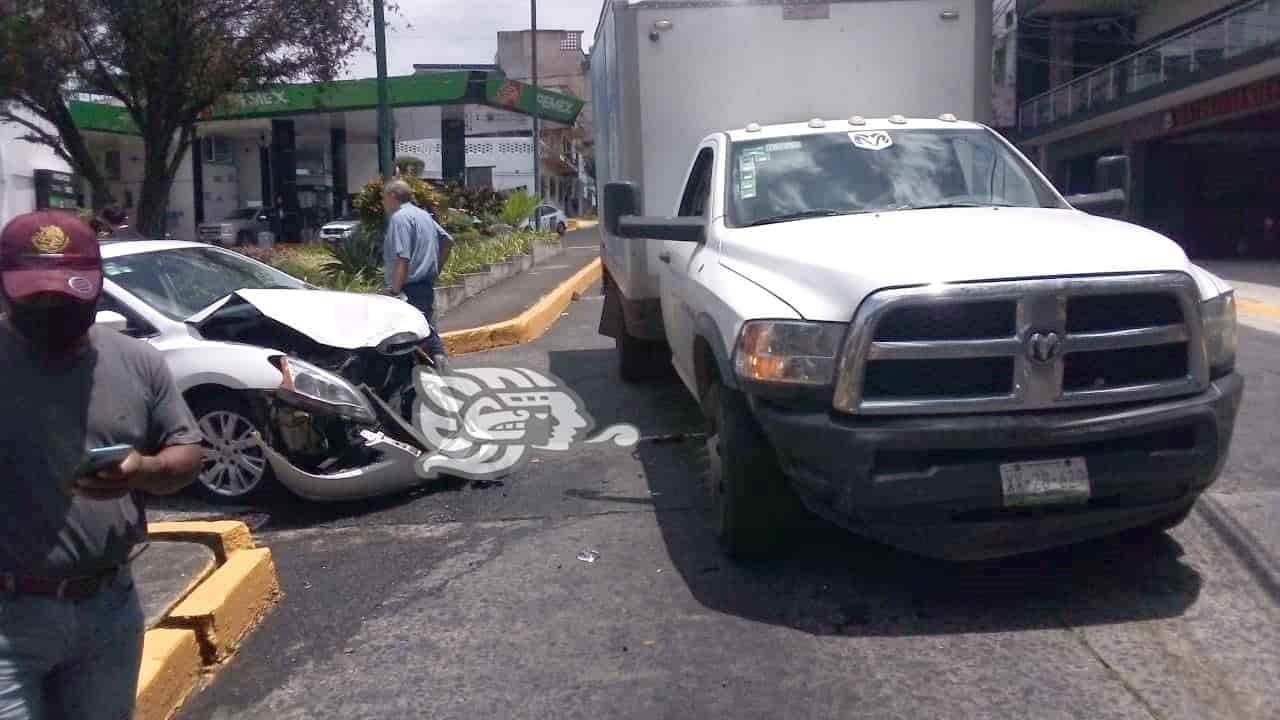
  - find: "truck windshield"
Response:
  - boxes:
[727,128,1063,228]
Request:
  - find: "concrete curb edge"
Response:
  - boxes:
[441,257,602,355]
[137,521,280,720]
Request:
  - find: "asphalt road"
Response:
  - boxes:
[171,286,1280,720]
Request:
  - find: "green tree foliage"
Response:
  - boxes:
[0,0,371,236]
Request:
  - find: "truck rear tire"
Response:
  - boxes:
[705,380,803,559]
[617,331,669,382]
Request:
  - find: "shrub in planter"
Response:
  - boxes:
[353,176,446,228]
[325,225,382,281]
[500,190,540,227]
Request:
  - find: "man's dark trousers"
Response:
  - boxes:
[403,278,447,357]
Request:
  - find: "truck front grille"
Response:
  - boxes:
[832,274,1209,415]
[198,227,225,243]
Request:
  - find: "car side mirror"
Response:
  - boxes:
[95,310,129,333]
[604,181,705,243]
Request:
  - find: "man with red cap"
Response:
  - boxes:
[0,211,203,718]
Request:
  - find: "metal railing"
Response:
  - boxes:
[1020,0,1280,131]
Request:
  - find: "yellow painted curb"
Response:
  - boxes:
[442,257,602,355]
[1238,296,1280,321]
[135,628,203,720]
[163,547,281,663]
[567,218,599,231]
[148,520,255,561]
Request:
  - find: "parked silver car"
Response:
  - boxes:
[198,207,273,246]
[521,203,568,235]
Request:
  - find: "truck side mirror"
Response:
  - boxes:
[1095,154,1130,195]
[604,181,706,243]
[1066,154,1130,220]
[604,182,640,236]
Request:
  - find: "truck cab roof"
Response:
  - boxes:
[722,117,987,143]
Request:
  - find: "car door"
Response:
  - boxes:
[660,144,717,389]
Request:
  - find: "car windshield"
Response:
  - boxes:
[102,246,307,320]
[225,208,260,220]
[727,128,1062,227]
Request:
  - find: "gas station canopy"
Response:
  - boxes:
[70,69,585,135]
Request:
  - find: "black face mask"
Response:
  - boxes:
[5,298,97,355]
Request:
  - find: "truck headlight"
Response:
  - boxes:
[733,320,846,386]
[277,356,376,423]
[1201,292,1237,378]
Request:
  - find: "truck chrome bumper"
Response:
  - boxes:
[750,374,1245,560]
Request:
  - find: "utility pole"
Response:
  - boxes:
[374,0,394,178]
[531,0,541,203]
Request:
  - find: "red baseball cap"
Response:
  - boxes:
[0,211,103,303]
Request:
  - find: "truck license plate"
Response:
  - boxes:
[999,458,1090,507]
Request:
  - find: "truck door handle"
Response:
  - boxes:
[658,251,672,263]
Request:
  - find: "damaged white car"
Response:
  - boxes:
[94,240,434,502]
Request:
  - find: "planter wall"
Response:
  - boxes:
[435,239,567,320]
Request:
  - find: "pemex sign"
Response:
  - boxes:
[485,75,584,125]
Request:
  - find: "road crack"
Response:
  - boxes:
[1062,620,1164,720]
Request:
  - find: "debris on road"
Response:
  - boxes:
[577,549,600,563]
[639,432,707,445]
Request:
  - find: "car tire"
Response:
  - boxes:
[190,394,276,503]
[704,379,804,559]
[236,231,253,247]
[556,222,567,236]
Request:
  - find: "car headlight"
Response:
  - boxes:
[1201,292,1237,378]
[733,320,847,386]
[277,356,376,423]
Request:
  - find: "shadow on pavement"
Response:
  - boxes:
[548,347,1205,638]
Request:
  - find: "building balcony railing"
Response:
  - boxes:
[1019,0,1280,133]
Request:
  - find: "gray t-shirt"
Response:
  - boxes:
[0,321,202,577]
[383,203,452,286]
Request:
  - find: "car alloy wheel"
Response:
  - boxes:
[197,409,269,498]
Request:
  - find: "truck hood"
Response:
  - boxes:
[187,288,430,350]
[719,207,1222,321]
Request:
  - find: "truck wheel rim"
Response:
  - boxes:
[198,410,267,497]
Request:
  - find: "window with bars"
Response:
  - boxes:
[560,32,580,51]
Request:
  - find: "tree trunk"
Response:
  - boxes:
[135,137,176,238]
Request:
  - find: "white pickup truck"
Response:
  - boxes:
[591,2,1243,560]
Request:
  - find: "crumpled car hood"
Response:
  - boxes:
[187,288,430,350]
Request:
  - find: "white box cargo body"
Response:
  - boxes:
[591,0,992,334]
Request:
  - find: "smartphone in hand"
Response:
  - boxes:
[76,444,134,476]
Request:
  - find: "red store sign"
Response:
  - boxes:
[1168,75,1280,130]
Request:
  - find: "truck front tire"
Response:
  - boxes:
[705,380,803,559]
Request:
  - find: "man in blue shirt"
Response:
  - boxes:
[382,179,454,368]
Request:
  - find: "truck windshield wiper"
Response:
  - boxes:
[889,201,1019,212]
[744,209,859,227]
